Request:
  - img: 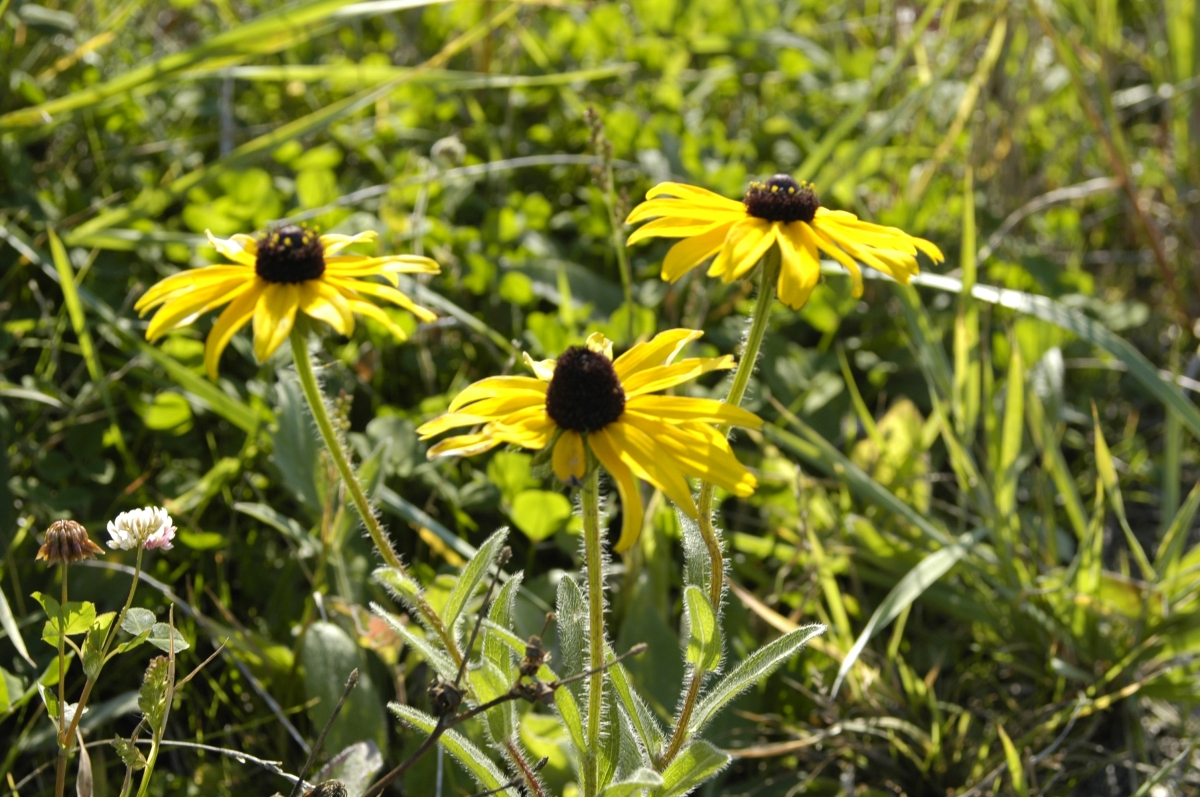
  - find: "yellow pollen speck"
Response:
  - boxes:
[788,187,795,194]
[771,185,778,192]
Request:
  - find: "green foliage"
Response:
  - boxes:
[3,0,1200,794]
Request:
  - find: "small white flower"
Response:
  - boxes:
[107,507,176,552]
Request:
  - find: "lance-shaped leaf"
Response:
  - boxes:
[556,576,588,682]
[484,574,522,679]
[682,586,720,674]
[469,660,516,744]
[373,605,458,681]
[0,583,33,666]
[443,527,509,635]
[389,704,518,797]
[689,624,825,736]
[605,646,665,762]
[599,767,663,797]
[657,740,730,797]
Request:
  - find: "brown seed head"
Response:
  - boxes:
[36,520,103,565]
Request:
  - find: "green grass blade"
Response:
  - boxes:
[831,528,986,697]
[767,401,953,547]
[994,341,1024,519]
[954,167,982,441]
[1026,389,1089,541]
[1090,405,1155,579]
[0,0,361,130]
[1156,480,1200,573]
[997,724,1029,797]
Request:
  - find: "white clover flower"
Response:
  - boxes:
[107,507,176,552]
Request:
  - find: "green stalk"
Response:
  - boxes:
[54,566,69,797]
[62,548,144,752]
[695,246,779,611]
[658,246,779,772]
[580,464,604,797]
[288,324,460,663]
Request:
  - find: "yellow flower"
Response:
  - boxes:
[625,176,944,309]
[417,329,762,551]
[135,225,439,378]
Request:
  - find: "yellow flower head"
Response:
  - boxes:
[417,329,762,551]
[626,176,944,309]
[135,225,440,378]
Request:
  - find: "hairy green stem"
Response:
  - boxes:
[288,324,460,662]
[659,246,779,772]
[581,465,604,797]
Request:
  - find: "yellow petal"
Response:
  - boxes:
[808,223,864,297]
[449,376,548,412]
[252,283,301,363]
[585,331,614,360]
[319,230,377,255]
[622,415,757,497]
[708,218,775,282]
[588,427,644,552]
[605,421,697,517]
[348,299,409,341]
[775,226,820,310]
[621,356,735,397]
[427,431,504,459]
[300,280,356,336]
[523,353,557,381]
[661,223,734,282]
[643,182,746,211]
[135,266,252,312]
[416,412,492,438]
[626,215,732,246]
[552,431,586,484]
[205,230,257,267]
[145,276,253,341]
[624,395,762,429]
[330,278,437,323]
[204,281,265,379]
[613,328,703,380]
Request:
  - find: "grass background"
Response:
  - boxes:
[2,0,1200,794]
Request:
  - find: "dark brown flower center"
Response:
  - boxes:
[743,175,820,223]
[545,347,625,432]
[255,225,325,284]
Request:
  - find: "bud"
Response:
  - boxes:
[36,520,103,565]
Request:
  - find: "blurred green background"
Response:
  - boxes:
[2,0,1200,794]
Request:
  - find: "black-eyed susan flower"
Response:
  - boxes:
[417,329,762,551]
[625,176,944,309]
[135,225,440,378]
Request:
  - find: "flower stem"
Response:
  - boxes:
[288,324,460,663]
[580,464,604,797]
[659,245,779,772]
[696,245,778,610]
[54,566,68,797]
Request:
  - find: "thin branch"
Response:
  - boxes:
[288,669,360,797]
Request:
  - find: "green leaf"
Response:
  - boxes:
[301,621,388,757]
[112,738,147,771]
[272,373,322,511]
[484,574,522,680]
[689,624,825,736]
[233,502,318,558]
[1091,408,1155,580]
[553,680,587,756]
[1158,481,1200,573]
[121,608,156,636]
[994,343,1024,518]
[900,271,1200,444]
[443,527,508,635]
[139,657,170,729]
[997,724,1028,797]
[832,529,985,697]
[468,660,516,744]
[605,648,665,763]
[0,582,34,666]
[373,606,458,681]
[0,665,25,714]
[140,392,194,434]
[510,490,573,541]
[597,687,621,790]
[389,704,518,797]
[34,593,97,646]
[599,768,663,797]
[147,624,190,654]
[556,576,588,682]
[657,740,730,797]
[682,586,720,674]
[767,418,952,547]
